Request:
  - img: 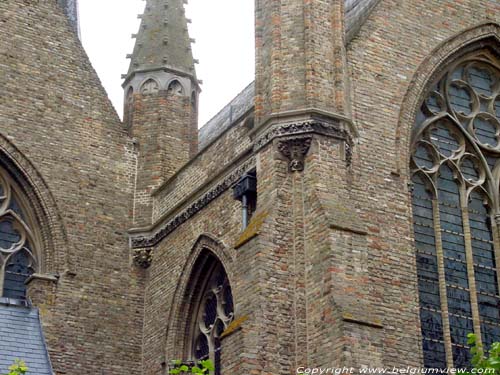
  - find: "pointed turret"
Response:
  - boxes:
[123,0,200,227]
[124,0,196,81]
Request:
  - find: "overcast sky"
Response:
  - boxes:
[79,0,255,126]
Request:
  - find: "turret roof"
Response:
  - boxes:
[125,0,196,81]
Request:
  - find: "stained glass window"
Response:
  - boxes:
[191,259,233,375]
[0,170,37,300]
[411,53,500,368]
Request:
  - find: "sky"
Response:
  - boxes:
[78,0,255,126]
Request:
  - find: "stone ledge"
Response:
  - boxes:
[316,192,368,235]
[342,312,383,329]
[25,273,59,285]
[221,315,249,339]
[234,210,268,249]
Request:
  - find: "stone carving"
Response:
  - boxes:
[130,157,256,249]
[345,141,353,167]
[133,248,153,268]
[254,120,350,152]
[277,136,312,172]
[140,79,159,95]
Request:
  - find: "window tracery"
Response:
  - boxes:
[140,79,159,95]
[167,80,184,96]
[411,52,500,368]
[189,258,233,375]
[0,170,38,300]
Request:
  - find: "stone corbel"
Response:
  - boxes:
[133,248,153,269]
[277,136,312,172]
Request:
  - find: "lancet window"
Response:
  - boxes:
[188,254,234,375]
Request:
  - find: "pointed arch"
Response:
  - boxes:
[0,134,71,274]
[165,234,234,366]
[408,31,500,368]
[396,22,500,175]
[167,79,185,96]
[140,78,160,95]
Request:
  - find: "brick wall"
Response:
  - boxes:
[0,1,144,374]
[346,0,500,367]
[130,91,198,227]
[152,113,253,222]
[141,1,500,374]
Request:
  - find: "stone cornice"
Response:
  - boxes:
[130,156,256,249]
[254,119,352,152]
[129,118,353,251]
[252,108,357,140]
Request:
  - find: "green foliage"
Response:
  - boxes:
[169,359,214,375]
[466,333,500,374]
[4,360,28,375]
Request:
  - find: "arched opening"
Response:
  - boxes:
[0,166,41,300]
[167,80,185,96]
[140,78,159,95]
[184,250,234,374]
[410,48,500,368]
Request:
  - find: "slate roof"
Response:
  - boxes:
[199,82,255,150]
[197,0,380,147]
[0,301,53,375]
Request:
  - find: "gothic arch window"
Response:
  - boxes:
[167,80,184,96]
[411,50,500,368]
[140,78,159,95]
[0,167,39,300]
[186,251,234,375]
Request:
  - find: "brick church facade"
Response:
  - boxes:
[1,0,500,374]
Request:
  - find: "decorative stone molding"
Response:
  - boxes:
[133,248,153,268]
[193,234,226,257]
[254,120,350,152]
[345,141,353,167]
[130,157,256,249]
[277,136,312,172]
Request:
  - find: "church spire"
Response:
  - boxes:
[122,0,199,227]
[124,0,197,84]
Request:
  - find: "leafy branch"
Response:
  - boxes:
[3,360,28,375]
[169,359,215,375]
[466,333,500,374]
